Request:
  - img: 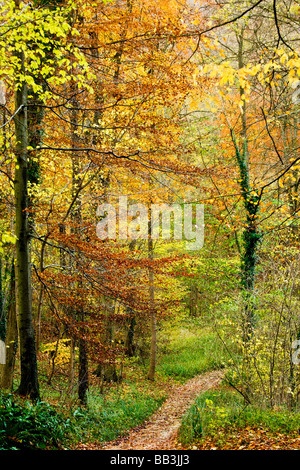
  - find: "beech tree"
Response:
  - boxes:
[0,0,91,398]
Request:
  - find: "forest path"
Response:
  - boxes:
[100,369,224,450]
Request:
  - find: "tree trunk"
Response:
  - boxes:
[70,82,89,405]
[231,131,261,342]
[0,262,18,390]
[147,204,156,381]
[13,47,39,400]
[68,338,76,392]
[125,309,136,357]
[0,257,4,344]
[234,28,261,342]
[78,334,88,405]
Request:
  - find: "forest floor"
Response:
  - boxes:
[99,369,224,450]
[74,367,300,451]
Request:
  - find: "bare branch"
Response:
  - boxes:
[261,107,284,165]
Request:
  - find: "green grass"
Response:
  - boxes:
[71,382,166,444]
[156,323,228,379]
[179,387,300,446]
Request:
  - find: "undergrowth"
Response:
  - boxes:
[179,387,300,447]
[71,383,166,443]
[0,392,72,450]
[0,322,231,449]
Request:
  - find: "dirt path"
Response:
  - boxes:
[101,369,224,451]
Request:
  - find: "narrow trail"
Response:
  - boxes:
[101,369,224,451]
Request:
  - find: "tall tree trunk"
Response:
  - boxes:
[230,30,261,342]
[125,308,136,357]
[13,46,39,400]
[70,83,89,405]
[68,338,76,392]
[0,262,18,390]
[0,257,4,344]
[231,131,261,342]
[78,334,88,405]
[147,204,156,381]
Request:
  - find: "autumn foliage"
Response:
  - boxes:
[0,0,299,450]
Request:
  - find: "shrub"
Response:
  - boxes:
[0,392,72,450]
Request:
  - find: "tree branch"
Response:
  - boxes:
[261,107,284,165]
[273,0,294,51]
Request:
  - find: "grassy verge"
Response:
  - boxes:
[69,372,169,446]
[178,386,300,450]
